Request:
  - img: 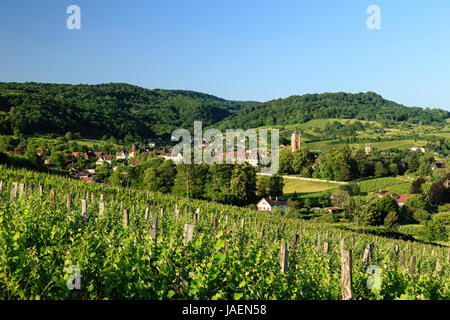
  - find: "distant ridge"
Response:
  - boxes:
[0,83,447,140]
[216,91,449,130]
[0,82,258,139]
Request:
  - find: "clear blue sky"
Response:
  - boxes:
[1,0,449,110]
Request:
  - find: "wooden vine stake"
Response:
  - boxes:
[225,240,229,254]
[362,243,374,266]
[81,199,87,224]
[324,242,330,256]
[399,250,406,268]
[280,242,288,274]
[122,209,129,229]
[183,224,194,245]
[10,182,18,200]
[50,189,55,208]
[150,216,158,247]
[66,193,72,213]
[18,183,24,198]
[99,201,104,217]
[0,180,3,194]
[291,233,299,251]
[341,249,353,300]
[409,256,416,278]
[144,207,149,220]
[435,258,442,273]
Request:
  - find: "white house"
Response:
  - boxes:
[161,152,184,164]
[257,197,287,212]
[116,150,129,160]
[411,146,425,153]
[96,158,107,166]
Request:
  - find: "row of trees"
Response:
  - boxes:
[110,159,284,207]
[278,145,446,181]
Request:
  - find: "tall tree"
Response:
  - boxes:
[230,163,257,205]
[204,164,234,203]
[291,148,315,176]
[172,164,208,199]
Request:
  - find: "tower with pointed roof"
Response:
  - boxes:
[291,128,301,154]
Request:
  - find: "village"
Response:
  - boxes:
[25,128,447,226]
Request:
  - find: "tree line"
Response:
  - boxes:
[217,91,449,130]
[0,82,256,140]
[110,159,284,207]
[277,145,446,181]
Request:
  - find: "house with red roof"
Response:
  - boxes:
[397,194,416,207]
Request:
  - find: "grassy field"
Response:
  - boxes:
[305,139,429,152]
[282,177,338,194]
[355,176,412,194]
[29,137,124,149]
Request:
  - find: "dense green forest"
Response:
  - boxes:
[1,83,449,142]
[217,92,450,130]
[0,82,257,139]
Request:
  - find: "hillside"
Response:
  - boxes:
[217,92,450,130]
[0,82,258,139]
[1,83,448,142]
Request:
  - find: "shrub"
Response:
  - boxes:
[404,194,436,213]
[432,212,450,225]
[413,209,431,224]
[399,206,415,224]
[384,211,399,231]
[428,182,449,205]
[287,198,301,209]
[340,183,361,196]
[419,220,448,242]
[318,213,340,223]
[411,176,426,194]
[285,207,301,219]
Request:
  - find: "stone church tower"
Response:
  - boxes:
[291,128,301,154]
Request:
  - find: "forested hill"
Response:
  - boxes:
[217,92,450,130]
[0,83,448,141]
[0,82,258,139]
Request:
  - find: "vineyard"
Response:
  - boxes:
[0,166,448,300]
